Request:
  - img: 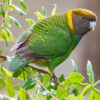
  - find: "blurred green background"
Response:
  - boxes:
[0,0,100,96]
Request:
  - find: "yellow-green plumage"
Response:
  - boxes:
[9,9,96,73]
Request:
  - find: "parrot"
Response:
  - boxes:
[8,8,96,76]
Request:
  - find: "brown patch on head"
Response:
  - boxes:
[70,9,97,35]
[72,9,96,21]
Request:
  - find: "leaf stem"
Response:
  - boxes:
[80,83,100,95]
[24,69,57,100]
[28,65,50,75]
[32,75,57,100]
[22,69,29,100]
[93,80,100,87]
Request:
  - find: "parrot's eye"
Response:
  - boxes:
[82,16,87,19]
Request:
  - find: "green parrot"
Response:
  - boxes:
[9,9,96,75]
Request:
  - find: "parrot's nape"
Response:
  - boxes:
[8,8,97,78]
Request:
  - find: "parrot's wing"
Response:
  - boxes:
[11,26,33,51]
[27,28,71,58]
[17,26,33,43]
[12,15,72,58]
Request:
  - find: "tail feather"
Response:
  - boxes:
[8,56,35,71]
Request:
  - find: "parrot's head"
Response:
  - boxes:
[67,9,97,36]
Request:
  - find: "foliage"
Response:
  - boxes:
[0,1,100,100]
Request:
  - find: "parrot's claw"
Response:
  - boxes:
[51,73,58,83]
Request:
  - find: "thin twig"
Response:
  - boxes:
[28,65,64,89]
[22,69,25,80]
[24,69,57,100]
[57,80,64,88]
[33,76,57,100]
[0,55,7,61]
[22,69,29,100]
[94,80,100,87]
[28,65,50,75]
[80,83,100,95]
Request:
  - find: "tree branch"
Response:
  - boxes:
[24,69,57,100]
[0,54,7,61]
[28,65,50,75]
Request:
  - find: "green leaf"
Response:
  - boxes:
[0,5,5,18]
[7,15,12,27]
[9,16,22,28]
[51,4,57,16]
[0,25,1,31]
[31,84,38,99]
[4,27,15,40]
[15,5,27,16]
[93,90,100,100]
[19,89,26,100]
[17,71,28,80]
[11,5,27,16]
[71,84,82,96]
[33,98,39,100]
[13,83,22,90]
[71,59,78,72]
[3,0,7,3]
[7,5,15,10]
[59,74,65,82]
[0,67,6,77]
[20,0,28,10]
[69,72,84,83]
[0,50,2,54]
[56,87,67,100]
[39,88,49,96]
[22,79,36,90]
[8,0,12,5]
[0,28,15,45]
[6,77,15,97]
[4,69,12,77]
[43,74,51,87]
[34,12,43,20]
[42,6,46,17]
[89,91,94,100]
[80,84,92,96]
[66,94,78,100]
[0,3,4,7]
[13,70,22,77]
[86,60,94,84]
[25,18,35,26]
[77,96,84,100]
[63,78,71,89]
[1,29,8,47]
[0,78,4,90]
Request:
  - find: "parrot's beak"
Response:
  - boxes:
[90,21,96,31]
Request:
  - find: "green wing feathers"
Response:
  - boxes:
[27,14,72,57]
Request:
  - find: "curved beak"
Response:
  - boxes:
[90,21,96,31]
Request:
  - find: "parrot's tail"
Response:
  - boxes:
[8,56,35,72]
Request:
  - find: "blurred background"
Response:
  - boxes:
[0,0,100,97]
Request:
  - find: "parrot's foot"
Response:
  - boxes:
[51,73,58,83]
